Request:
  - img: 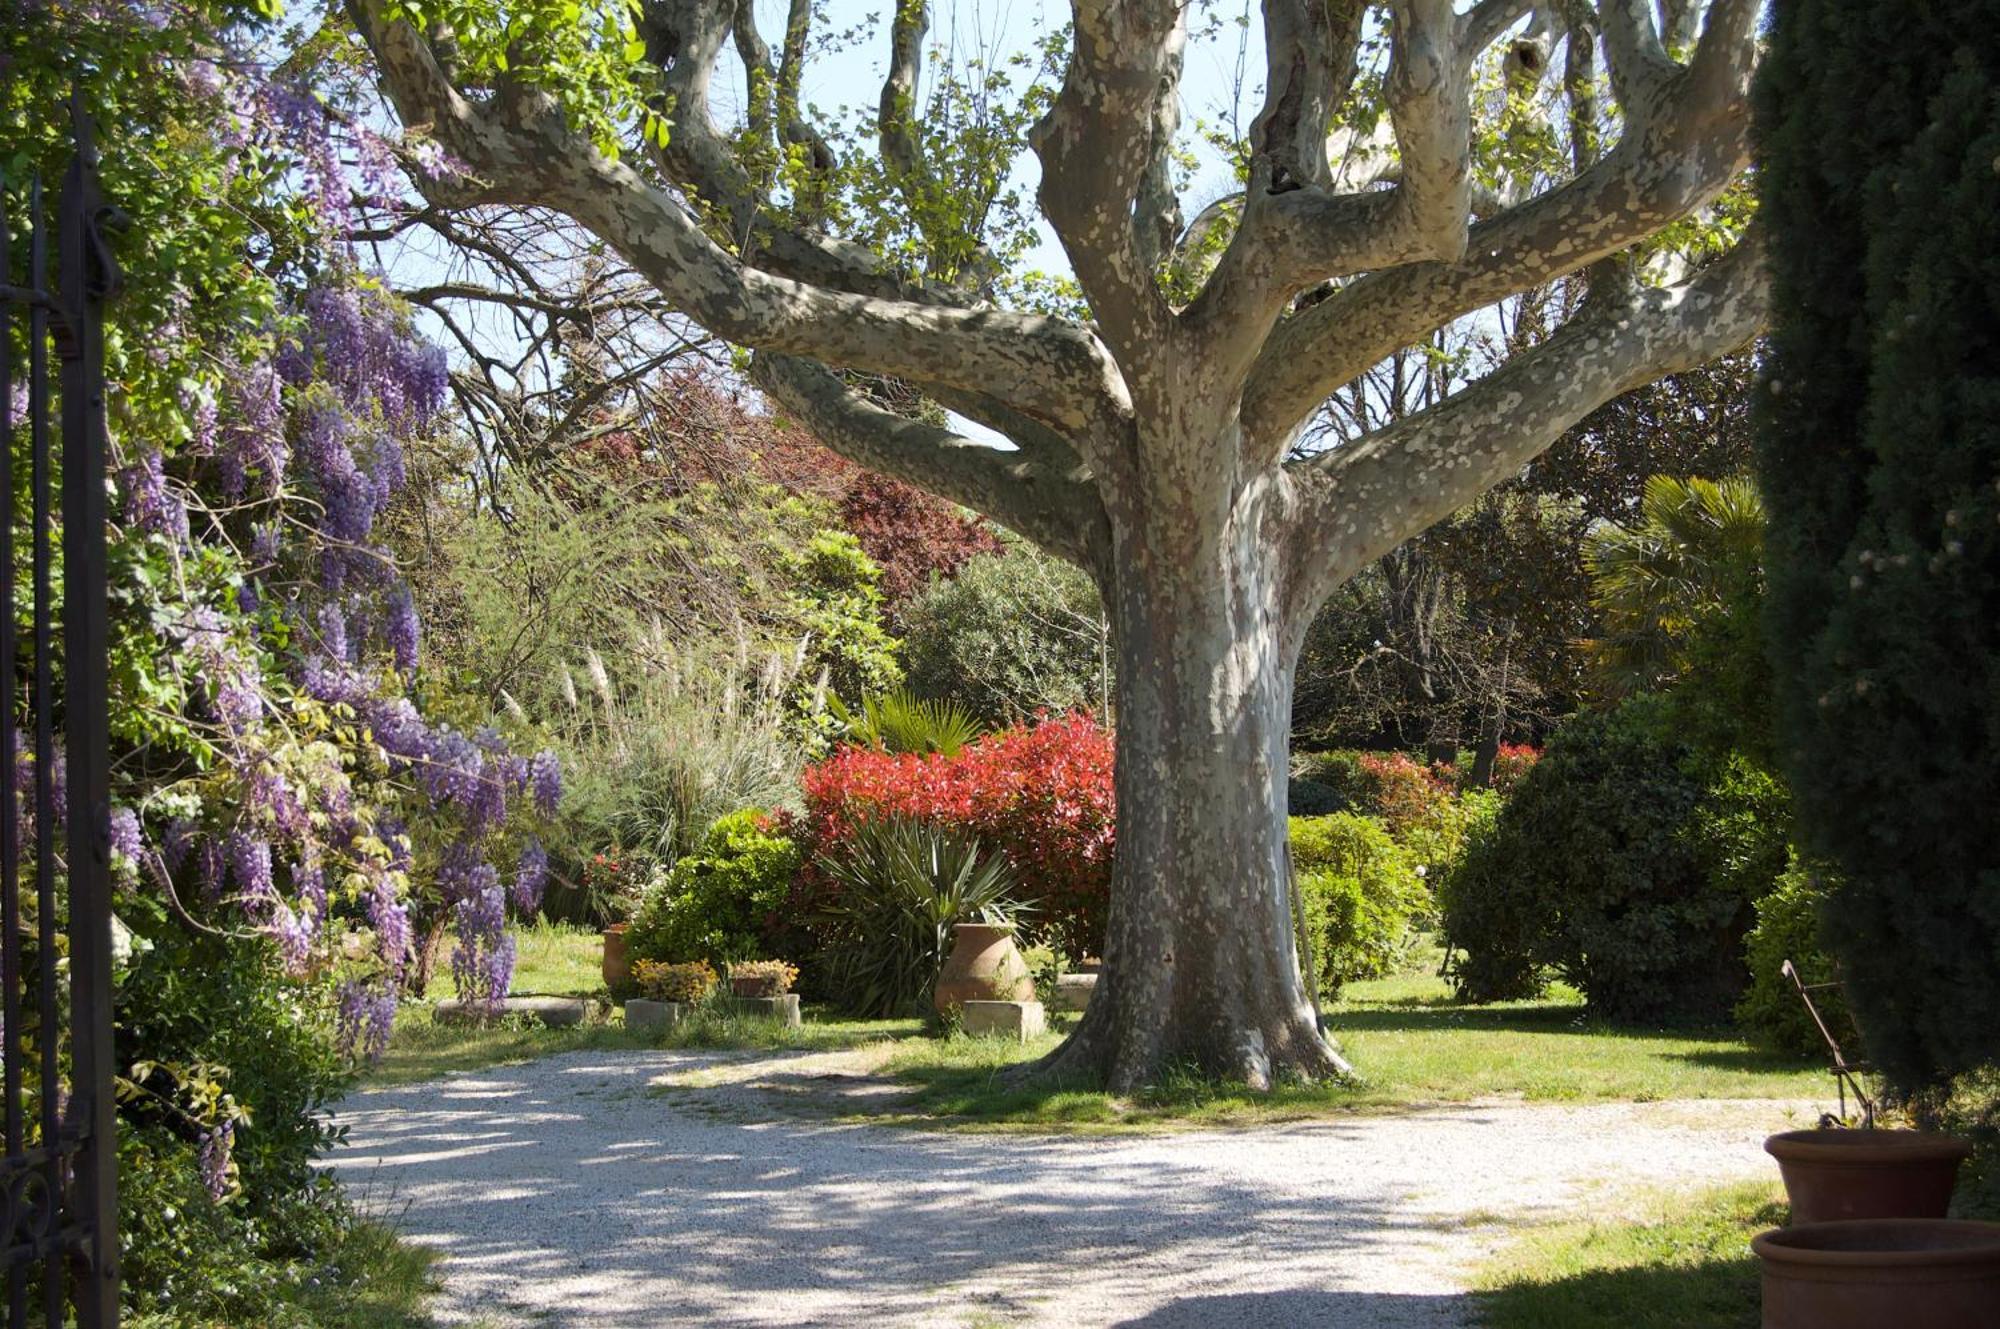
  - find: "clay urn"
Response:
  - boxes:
[934,922,1034,1014]
[601,923,632,994]
[1754,1219,2000,1329]
[1764,1129,1971,1224]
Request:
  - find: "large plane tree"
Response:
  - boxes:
[349,0,1768,1090]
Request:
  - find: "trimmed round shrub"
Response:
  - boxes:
[898,542,1107,726]
[1286,777,1346,817]
[626,810,801,970]
[1737,859,1851,1057]
[1439,697,1789,1024]
[1289,813,1428,998]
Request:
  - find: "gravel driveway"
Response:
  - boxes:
[333,1047,1805,1329]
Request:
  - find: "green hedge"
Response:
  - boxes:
[1290,813,1428,998]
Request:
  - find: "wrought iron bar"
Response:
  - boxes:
[0,91,123,1328]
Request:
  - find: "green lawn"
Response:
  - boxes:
[375,927,1825,1123]
[1471,1181,1786,1329]
[510,919,610,996]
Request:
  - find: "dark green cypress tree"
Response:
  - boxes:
[1757,0,2000,1092]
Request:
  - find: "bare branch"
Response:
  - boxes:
[878,0,929,184]
[1281,230,1768,618]
[1241,6,1759,442]
[1249,0,1369,194]
[1029,0,1185,367]
[348,0,1124,438]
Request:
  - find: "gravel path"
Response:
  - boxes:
[333,1048,1808,1329]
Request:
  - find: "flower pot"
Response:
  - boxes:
[1764,1129,1971,1223]
[731,975,779,999]
[601,924,632,994]
[1753,1219,2000,1329]
[934,922,1034,1014]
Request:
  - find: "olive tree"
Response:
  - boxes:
[349,0,1767,1090]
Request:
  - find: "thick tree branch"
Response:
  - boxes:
[751,354,1113,573]
[348,0,1123,438]
[1280,230,1768,625]
[1186,0,1478,402]
[1241,0,1760,443]
[1029,0,1184,370]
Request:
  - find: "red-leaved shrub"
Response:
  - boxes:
[1488,743,1543,796]
[1356,752,1456,834]
[789,713,1116,955]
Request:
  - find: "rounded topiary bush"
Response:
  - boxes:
[1286,777,1346,817]
[1289,813,1427,998]
[1439,697,1789,1024]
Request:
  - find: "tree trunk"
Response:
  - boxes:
[1033,487,1353,1093]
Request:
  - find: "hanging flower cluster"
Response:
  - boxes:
[95,35,563,1076]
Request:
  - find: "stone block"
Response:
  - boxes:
[726,993,802,1027]
[624,998,688,1031]
[1050,972,1098,1014]
[960,999,1046,1041]
[434,995,588,1028]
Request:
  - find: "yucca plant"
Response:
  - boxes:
[812,818,1027,1018]
[829,689,986,757]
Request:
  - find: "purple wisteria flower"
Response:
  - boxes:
[198,1120,234,1202]
[109,806,143,867]
[512,837,548,913]
[369,877,411,978]
[229,832,274,908]
[529,750,562,817]
[120,450,190,545]
[383,583,420,672]
[273,902,313,976]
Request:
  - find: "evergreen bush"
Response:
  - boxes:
[626,811,801,971]
[1757,0,2000,1091]
[1736,859,1851,1057]
[1439,699,1789,1023]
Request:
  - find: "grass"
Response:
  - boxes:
[869,962,1825,1129]
[375,927,1827,1127]
[1471,1181,1787,1329]
[510,919,610,997]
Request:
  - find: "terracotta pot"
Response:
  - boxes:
[1764,1129,1970,1223]
[1753,1219,2000,1329]
[732,975,778,998]
[934,922,1034,1014]
[601,924,632,993]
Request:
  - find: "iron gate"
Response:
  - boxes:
[0,97,124,1328]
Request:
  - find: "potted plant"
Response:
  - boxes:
[1762,961,1971,1222]
[627,959,717,1031]
[728,959,798,999]
[589,851,635,993]
[934,921,1035,1014]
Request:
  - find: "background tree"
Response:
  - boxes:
[349,0,1768,1090]
[1757,0,2000,1093]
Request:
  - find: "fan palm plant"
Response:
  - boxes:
[1584,474,1766,696]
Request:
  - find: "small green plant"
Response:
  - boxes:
[813,817,1028,1017]
[727,959,800,996]
[633,959,720,1004]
